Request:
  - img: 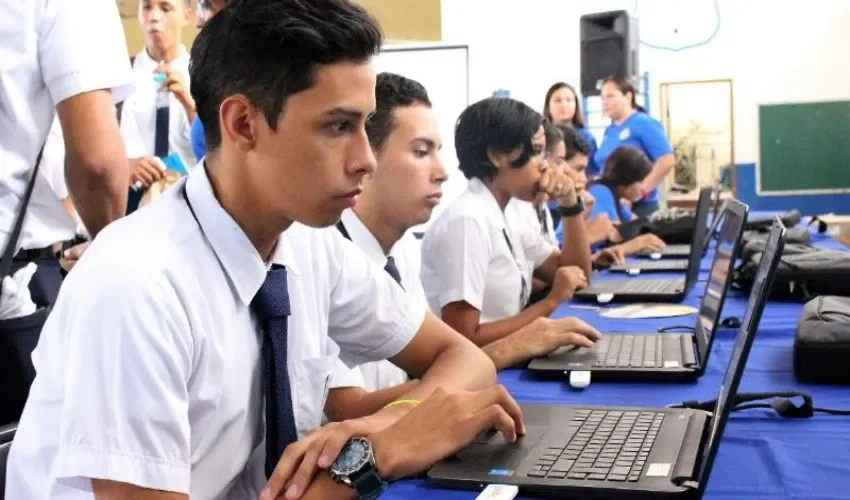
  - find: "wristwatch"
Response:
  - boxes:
[557,196,585,218]
[330,437,388,499]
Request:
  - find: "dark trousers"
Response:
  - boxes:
[0,257,63,425]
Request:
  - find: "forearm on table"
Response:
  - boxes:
[466,298,557,347]
[326,380,420,421]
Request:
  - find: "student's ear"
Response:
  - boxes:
[219,95,259,153]
[486,148,510,171]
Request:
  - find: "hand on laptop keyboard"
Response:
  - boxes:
[497,317,602,365]
[369,385,525,480]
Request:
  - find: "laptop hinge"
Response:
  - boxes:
[670,410,707,487]
[680,334,698,367]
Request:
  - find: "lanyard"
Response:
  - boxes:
[501,228,529,310]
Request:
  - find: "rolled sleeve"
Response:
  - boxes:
[328,237,427,368]
[39,0,134,105]
[53,271,193,494]
[328,358,366,390]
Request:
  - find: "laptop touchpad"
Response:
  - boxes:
[458,425,548,464]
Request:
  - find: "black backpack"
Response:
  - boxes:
[733,245,850,300]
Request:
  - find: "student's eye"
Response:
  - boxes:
[326,121,353,135]
[414,148,430,158]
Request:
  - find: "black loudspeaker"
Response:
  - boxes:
[580,10,639,96]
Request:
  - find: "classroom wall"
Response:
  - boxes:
[120,0,441,55]
[441,0,850,212]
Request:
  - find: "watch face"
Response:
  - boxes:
[334,439,370,475]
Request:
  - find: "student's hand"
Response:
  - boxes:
[130,156,166,189]
[620,198,633,209]
[261,410,401,500]
[539,167,578,208]
[58,241,90,272]
[580,190,596,215]
[519,316,602,359]
[155,62,194,109]
[547,265,588,303]
[369,386,526,480]
[607,222,623,243]
[592,246,626,268]
[635,234,667,252]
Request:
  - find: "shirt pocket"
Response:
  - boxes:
[292,355,335,438]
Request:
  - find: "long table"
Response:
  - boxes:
[386,225,850,499]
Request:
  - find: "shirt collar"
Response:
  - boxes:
[184,164,299,307]
[133,45,190,71]
[339,209,392,266]
[468,177,507,230]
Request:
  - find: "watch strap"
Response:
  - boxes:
[350,466,388,499]
[558,197,584,217]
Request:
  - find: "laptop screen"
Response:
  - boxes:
[694,200,747,366]
[694,221,786,491]
[684,187,714,287]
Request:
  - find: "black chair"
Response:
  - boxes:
[0,422,16,496]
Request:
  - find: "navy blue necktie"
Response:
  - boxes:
[384,256,403,288]
[126,96,170,214]
[251,264,298,478]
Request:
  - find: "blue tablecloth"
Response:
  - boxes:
[387,224,850,499]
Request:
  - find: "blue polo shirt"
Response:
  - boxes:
[190,115,206,161]
[593,112,672,202]
[576,126,600,177]
[587,183,634,224]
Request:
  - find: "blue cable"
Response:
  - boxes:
[633,0,720,52]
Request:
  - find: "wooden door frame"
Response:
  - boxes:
[659,79,736,196]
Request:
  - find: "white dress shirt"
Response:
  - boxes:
[120,45,195,169]
[5,165,425,499]
[328,209,426,392]
[505,199,558,264]
[420,178,551,323]
[0,0,133,252]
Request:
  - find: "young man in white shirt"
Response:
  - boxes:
[327,75,607,422]
[6,2,520,500]
[0,0,132,424]
[120,0,196,208]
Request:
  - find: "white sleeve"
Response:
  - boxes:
[520,228,557,270]
[327,236,426,368]
[328,358,366,390]
[39,0,134,105]
[430,216,493,312]
[39,118,69,199]
[509,202,556,270]
[53,272,193,494]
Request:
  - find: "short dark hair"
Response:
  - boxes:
[543,121,563,156]
[455,97,543,180]
[366,72,431,151]
[543,82,586,128]
[601,145,652,186]
[190,0,383,151]
[556,125,591,160]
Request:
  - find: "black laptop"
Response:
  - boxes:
[528,199,748,382]
[427,220,786,499]
[635,186,723,260]
[610,187,715,274]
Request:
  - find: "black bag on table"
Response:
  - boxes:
[794,295,850,384]
[733,244,850,300]
[739,231,812,262]
[617,209,696,245]
[743,209,802,232]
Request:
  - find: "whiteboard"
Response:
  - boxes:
[373,43,470,232]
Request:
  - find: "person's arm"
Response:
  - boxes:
[441,295,556,348]
[585,214,614,245]
[56,90,128,237]
[93,480,187,500]
[481,317,601,369]
[533,171,592,282]
[638,120,676,194]
[325,380,419,421]
[41,0,134,237]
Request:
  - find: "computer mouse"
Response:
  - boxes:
[597,293,614,304]
[721,316,741,329]
[627,268,641,276]
[650,252,662,260]
[569,370,591,389]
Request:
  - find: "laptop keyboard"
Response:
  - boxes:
[593,334,680,368]
[624,260,689,271]
[613,279,683,294]
[527,410,664,482]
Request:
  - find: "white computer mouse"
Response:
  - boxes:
[627,268,641,276]
[569,370,591,389]
[597,293,614,304]
[650,252,662,260]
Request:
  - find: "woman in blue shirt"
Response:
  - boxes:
[543,82,598,175]
[594,75,675,217]
[588,145,666,254]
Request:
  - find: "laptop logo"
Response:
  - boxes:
[488,469,514,477]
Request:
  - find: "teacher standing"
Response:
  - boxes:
[594,75,675,217]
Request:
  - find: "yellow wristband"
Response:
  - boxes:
[383,399,421,410]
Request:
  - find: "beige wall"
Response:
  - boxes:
[119,0,440,56]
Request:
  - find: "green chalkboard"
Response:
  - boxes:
[758,100,850,193]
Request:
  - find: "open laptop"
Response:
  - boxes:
[573,199,747,303]
[635,185,722,260]
[427,220,786,499]
[610,187,716,274]
[528,199,748,381]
